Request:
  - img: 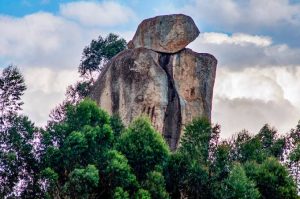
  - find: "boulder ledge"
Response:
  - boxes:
[128,14,200,53]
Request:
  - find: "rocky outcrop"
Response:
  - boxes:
[90,14,217,150]
[91,48,169,136]
[128,14,200,53]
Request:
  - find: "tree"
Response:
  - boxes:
[101,150,138,196]
[40,100,115,198]
[179,117,212,164]
[244,157,298,199]
[222,163,260,199]
[64,164,99,199]
[49,33,127,122]
[289,143,300,192]
[283,122,300,191]
[0,115,41,198]
[117,117,170,180]
[79,33,127,78]
[134,189,151,199]
[165,117,220,199]
[0,65,26,126]
[143,170,169,199]
[113,187,129,199]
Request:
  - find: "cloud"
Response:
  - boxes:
[200,32,272,47]
[0,1,137,127]
[182,0,300,29]
[188,32,300,68]
[155,0,300,47]
[60,1,135,26]
[213,66,300,137]
[22,67,78,126]
[213,97,300,138]
[0,12,88,69]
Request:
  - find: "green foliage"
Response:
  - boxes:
[231,130,265,163]
[110,114,125,140]
[101,150,138,193]
[50,33,127,121]
[64,165,99,198]
[222,163,260,199]
[166,117,217,199]
[143,170,169,199]
[65,99,110,131]
[212,142,231,180]
[0,65,26,117]
[40,100,116,198]
[117,117,170,180]
[245,157,298,199]
[40,167,59,196]
[232,125,285,163]
[79,33,127,77]
[180,117,212,163]
[164,152,185,199]
[40,101,172,198]
[290,144,300,162]
[113,187,130,199]
[181,160,211,199]
[1,68,299,199]
[0,115,40,198]
[65,80,93,104]
[134,189,152,199]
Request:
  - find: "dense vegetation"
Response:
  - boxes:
[1,34,300,198]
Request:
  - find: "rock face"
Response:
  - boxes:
[90,14,217,150]
[128,14,200,53]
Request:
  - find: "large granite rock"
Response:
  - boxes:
[90,47,217,150]
[128,14,200,53]
[90,14,217,150]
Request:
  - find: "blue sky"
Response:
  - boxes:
[1,0,300,137]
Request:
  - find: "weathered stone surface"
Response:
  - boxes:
[128,14,200,53]
[90,47,217,150]
[171,49,217,129]
[90,48,169,136]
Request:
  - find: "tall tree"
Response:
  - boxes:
[244,157,298,199]
[222,163,260,199]
[79,33,127,79]
[0,65,26,127]
[166,117,221,199]
[0,115,41,198]
[117,117,170,181]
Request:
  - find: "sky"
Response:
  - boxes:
[1,0,300,137]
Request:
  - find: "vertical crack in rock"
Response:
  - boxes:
[111,62,120,114]
[159,53,182,151]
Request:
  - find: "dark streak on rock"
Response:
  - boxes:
[111,62,120,114]
[159,53,182,151]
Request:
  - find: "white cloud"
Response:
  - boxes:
[155,0,300,47]
[182,0,300,29]
[200,32,272,47]
[22,67,79,126]
[60,1,135,26]
[0,1,137,127]
[188,32,300,68]
[213,66,300,137]
[0,12,89,69]
[213,97,300,138]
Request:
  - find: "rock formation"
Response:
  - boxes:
[90,14,217,150]
[128,14,200,53]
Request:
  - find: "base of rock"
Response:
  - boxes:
[90,47,217,150]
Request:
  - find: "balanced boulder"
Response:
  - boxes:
[90,14,217,150]
[128,14,200,53]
